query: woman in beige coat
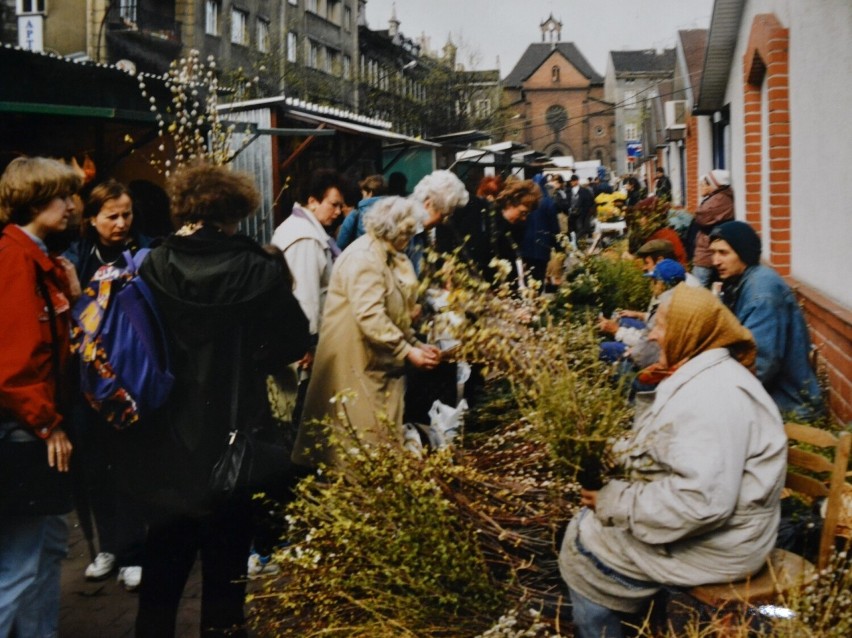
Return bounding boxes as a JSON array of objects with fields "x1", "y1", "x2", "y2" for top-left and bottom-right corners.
[{"x1": 292, "y1": 197, "x2": 441, "y2": 469}]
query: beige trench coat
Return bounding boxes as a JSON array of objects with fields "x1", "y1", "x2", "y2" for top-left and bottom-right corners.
[{"x1": 291, "y1": 234, "x2": 421, "y2": 468}]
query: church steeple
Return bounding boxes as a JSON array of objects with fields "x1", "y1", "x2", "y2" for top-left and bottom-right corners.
[
  {"x1": 388, "y1": 3, "x2": 400, "y2": 38},
  {"x1": 540, "y1": 13, "x2": 563, "y2": 44}
]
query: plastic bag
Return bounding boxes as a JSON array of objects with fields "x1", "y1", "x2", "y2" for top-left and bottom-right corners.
[
  {"x1": 425, "y1": 399, "x2": 468, "y2": 450},
  {"x1": 402, "y1": 423, "x2": 424, "y2": 459}
]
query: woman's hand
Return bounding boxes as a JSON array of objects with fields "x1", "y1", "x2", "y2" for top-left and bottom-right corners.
[
  {"x1": 56, "y1": 256, "x2": 82, "y2": 301},
  {"x1": 298, "y1": 350, "x2": 314, "y2": 371},
  {"x1": 46, "y1": 427, "x2": 73, "y2": 473},
  {"x1": 406, "y1": 345, "x2": 441, "y2": 370},
  {"x1": 580, "y1": 488, "x2": 598, "y2": 511},
  {"x1": 618, "y1": 309, "x2": 646, "y2": 321}
]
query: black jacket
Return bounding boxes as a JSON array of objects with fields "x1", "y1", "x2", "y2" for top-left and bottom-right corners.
[{"x1": 131, "y1": 226, "x2": 309, "y2": 514}]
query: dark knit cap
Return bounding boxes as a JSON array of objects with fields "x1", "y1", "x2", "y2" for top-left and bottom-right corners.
[{"x1": 709, "y1": 220, "x2": 762, "y2": 266}]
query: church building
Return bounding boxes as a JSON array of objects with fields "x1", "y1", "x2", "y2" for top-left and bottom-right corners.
[{"x1": 503, "y1": 15, "x2": 615, "y2": 170}]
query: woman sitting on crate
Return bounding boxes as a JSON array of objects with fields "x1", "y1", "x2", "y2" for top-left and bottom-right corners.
[{"x1": 560, "y1": 285, "x2": 787, "y2": 638}]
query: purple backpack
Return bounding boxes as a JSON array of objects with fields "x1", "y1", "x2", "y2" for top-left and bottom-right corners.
[{"x1": 72, "y1": 249, "x2": 174, "y2": 429}]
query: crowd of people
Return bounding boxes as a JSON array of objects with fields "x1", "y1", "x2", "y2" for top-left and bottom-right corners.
[{"x1": 0, "y1": 154, "x2": 828, "y2": 638}]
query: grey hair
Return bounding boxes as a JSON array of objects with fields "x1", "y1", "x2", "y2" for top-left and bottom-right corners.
[
  {"x1": 363, "y1": 196, "x2": 428, "y2": 244},
  {"x1": 410, "y1": 169, "x2": 469, "y2": 217}
]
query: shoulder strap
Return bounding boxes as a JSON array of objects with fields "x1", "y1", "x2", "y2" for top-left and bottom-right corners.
[
  {"x1": 123, "y1": 248, "x2": 151, "y2": 274},
  {"x1": 228, "y1": 330, "x2": 242, "y2": 435}
]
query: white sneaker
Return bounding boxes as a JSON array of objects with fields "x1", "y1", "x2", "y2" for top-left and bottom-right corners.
[
  {"x1": 117, "y1": 566, "x2": 142, "y2": 591},
  {"x1": 247, "y1": 553, "x2": 280, "y2": 579},
  {"x1": 84, "y1": 552, "x2": 116, "y2": 580}
]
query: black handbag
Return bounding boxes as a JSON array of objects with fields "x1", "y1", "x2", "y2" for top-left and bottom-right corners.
[
  {"x1": 0, "y1": 429, "x2": 73, "y2": 516},
  {"x1": 208, "y1": 331, "x2": 295, "y2": 502}
]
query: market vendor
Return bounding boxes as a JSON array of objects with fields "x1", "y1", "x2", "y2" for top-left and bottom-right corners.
[{"x1": 559, "y1": 284, "x2": 787, "y2": 638}]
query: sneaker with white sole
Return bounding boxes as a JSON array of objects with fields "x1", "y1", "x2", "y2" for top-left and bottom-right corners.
[
  {"x1": 247, "y1": 553, "x2": 280, "y2": 579},
  {"x1": 84, "y1": 552, "x2": 116, "y2": 580},
  {"x1": 117, "y1": 566, "x2": 142, "y2": 591}
]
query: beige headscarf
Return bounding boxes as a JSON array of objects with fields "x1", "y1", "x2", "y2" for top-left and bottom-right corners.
[{"x1": 663, "y1": 284, "x2": 756, "y2": 371}]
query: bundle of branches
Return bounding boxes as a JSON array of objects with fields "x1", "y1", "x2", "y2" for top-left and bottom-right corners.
[
  {"x1": 248, "y1": 415, "x2": 576, "y2": 637},
  {"x1": 428, "y1": 254, "x2": 635, "y2": 481},
  {"x1": 249, "y1": 254, "x2": 636, "y2": 636}
]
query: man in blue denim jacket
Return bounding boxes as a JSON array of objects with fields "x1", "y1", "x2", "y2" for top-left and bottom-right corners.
[{"x1": 710, "y1": 220, "x2": 825, "y2": 421}]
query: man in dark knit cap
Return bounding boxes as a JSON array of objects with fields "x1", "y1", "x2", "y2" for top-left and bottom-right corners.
[{"x1": 709, "y1": 220, "x2": 824, "y2": 421}]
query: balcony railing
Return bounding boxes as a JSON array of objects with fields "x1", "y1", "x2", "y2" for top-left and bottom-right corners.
[{"x1": 107, "y1": 4, "x2": 181, "y2": 43}]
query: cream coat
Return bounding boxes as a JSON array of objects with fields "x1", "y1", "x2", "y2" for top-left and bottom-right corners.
[
  {"x1": 291, "y1": 234, "x2": 421, "y2": 468},
  {"x1": 559, "y1": 349, "x2": 787, "y2": 612}
]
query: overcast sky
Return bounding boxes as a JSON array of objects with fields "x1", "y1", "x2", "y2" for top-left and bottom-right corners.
[{"x1": 364, "y1": 0, "x2": 715, "y2": 76}]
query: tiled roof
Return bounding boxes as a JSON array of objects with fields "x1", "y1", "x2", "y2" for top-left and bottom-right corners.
[
  {"x1": 503, "y1": 42, "x2": 602, "y2": 87},
  {"x1": 610, "y1": 48, "x2": 676, "y2": 75}
]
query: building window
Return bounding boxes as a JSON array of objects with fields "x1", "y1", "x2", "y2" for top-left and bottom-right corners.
[
  {"x1": 342, "y1": 54, "x2": 351, "y2": 80},
  {"x1": 307, "y1": 39, "x2": 320, "y2": 68},
  {"x1": 288, "y1": 0, "x2": 297, "y2": 4},
  {"x1": 545, "y1": 104, "x2": 568, "y2": 134},
  {"x1": 343, "y1": 5, "x2": 352, "y2": 30},
  {"x1": 551, "y1": 65, "x2": 560, "y2": 83},
  {"x1": 231, "y1": 8, "x2": 248, "y2": 45},
  {"x1": 205, "y1": 1, "x2": 219, "y2": 35},
  {"x1": 257, "y1": 19, "x2": 270, "y2": 53},
  {"x1": 476, "y1": 98, "x2": 491, "y2": 119},
  {"x1": 287, "y1": 32, "x2": 298, "y2": 62},
  {"x1": 16, "y1": 0, "x2": 46, "y2": 13},
  {"x1": 305, "y1": 0, "x2": 317, "y2": 13},
  {"x1": 327, "y1": 0, "x2": 341, "y2": 24},
  {"x1": 324, "y1": 48, "x2": 337, "y2": 74},
  {"x1": 625, "y1": 124, "x2": 638, "y2": 140},
  {"x1": 118, "y1": 0, "x2": 137, "y2": 22}
]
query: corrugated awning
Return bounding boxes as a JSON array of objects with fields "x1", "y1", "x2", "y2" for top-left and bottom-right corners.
[{"x1": 285, "y1": 109, "x2": 441, "y2": 148}]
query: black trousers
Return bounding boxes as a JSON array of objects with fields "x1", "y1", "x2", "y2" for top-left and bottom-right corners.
[{"x1": 135, "y1": 498, "x2": 254, "y2": 637}]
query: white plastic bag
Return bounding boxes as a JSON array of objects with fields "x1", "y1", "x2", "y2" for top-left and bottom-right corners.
[
  {"x1": 402, "y1": 422, "x2": 424, "y2": 459},
  {"x1": 425, "y1": 399, "x2": 468, "y2": 450}
]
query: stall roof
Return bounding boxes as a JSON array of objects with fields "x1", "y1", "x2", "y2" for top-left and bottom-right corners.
[
  {"x1": 220, "y1": 96, "x2": 440, "y2": 148},
  {"x1": 287, "y1": 110, "x2": 440, "y2": 148},
  {"x1": 0, "y1": 44, "x2": 166, "y2": 122},
  {"x1": 428, "y1": 130, "x2": 492, "y2": 147}
]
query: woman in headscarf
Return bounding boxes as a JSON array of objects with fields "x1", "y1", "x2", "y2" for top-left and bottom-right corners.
[
  {"x1": 559, "y1": 285, "x2": 787, "y2": 638},
  {"x1": 690, "y1": 169, "x2": 734, "y2": 287}
]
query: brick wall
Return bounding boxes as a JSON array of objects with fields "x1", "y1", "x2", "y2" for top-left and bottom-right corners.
[
  {"x1": 685, "y1": 115, "x2": 699, "y2": 210},
  {"x1": 742, "y1": 14, "x2": 849, "y2": 424},
  {"x1": 794, "y1": 281, "x2": 852, "y2": 424},
  {"x1": 743, "y1": 14, "x2": 791, "y2": 275}
]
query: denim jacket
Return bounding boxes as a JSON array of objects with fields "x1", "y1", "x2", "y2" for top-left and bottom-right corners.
[{"x1": 722, "y1": 264, "x2": 824, "y2": 421}]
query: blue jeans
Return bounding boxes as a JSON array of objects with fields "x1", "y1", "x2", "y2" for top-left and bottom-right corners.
[
  {"x1": 569, "y1": 588, "x2": 625, "y2": 638},
  {"x1": 0, "y1": 515, "x2": 50, "y2": 636},
  {"x1": 15, "y1": 515, "x2": 68, "y2": 638}
]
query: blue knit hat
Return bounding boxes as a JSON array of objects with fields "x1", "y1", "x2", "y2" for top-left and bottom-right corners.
[
  {"x1": 643, "y1": 258, "x2": 686, "y2": 286},
  {"x1": 709, "y1": 220, "x2": 762, "y2": 266}
]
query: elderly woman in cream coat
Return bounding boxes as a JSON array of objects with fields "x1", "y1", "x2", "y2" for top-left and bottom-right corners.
[
  {"x1": 292, "y1": 197, "x2": 441, "y2": 469},
  {"x1": 560, "y1": 285, "x2": 787, "y2": 638}
]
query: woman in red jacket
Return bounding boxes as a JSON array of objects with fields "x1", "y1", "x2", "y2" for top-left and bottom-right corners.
[{"x1": 0, "y1": 156, "x2": 81, "y2": 637}]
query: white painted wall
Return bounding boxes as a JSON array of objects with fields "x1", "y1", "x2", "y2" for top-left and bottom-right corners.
[{"x1": 721, "y1": 0, "x2": 852, "y2": 307}]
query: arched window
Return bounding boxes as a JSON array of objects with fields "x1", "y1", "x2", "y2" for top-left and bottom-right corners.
[{"x1": 551, "y1": 65, "x2": 560, "y2": 83}]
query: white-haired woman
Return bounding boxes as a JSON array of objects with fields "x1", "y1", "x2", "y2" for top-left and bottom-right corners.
[
  {"x1": 292, "y1": 197, "x2": 442, "y2": 469},
  {"x1": 406, "y1": 169, "x2": 469, "y2": 274}
]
